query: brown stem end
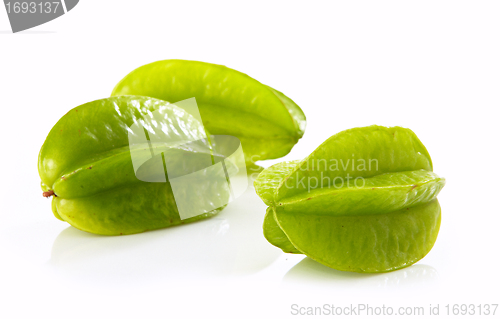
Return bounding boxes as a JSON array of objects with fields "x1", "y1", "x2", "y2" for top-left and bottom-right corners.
[{"x1": 43, "y1": 190, "x2": 56, "y2": 198}]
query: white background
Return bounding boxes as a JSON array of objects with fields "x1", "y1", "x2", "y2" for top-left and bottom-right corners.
[{"x1": 1, "y1": 1, "x2": 499, "y2": 318}]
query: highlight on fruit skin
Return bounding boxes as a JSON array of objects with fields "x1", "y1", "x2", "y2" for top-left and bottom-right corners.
[{"x1": 254, "y1": 125, "x2": 445, "y2": 273}]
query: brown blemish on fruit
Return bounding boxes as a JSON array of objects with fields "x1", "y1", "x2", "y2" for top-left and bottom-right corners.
[
  {"x1": 87, "y1": 166, "x2": 93, "y2": 169},
  {"x1": 61, "y1": 176, "x2": 66, "y2": 180}
]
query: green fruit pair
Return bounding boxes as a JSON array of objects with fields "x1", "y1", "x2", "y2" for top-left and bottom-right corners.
[
  {"x1": 254, "y1": 125, "x2": 445, "y2": 273},
  {"x1": 39, "y1": 60, "x2": 305, "y2": 235}
]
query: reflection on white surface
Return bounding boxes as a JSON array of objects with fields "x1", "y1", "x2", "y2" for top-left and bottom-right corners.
[
  {"x1": 48, "y1": 187, "x2": 280, "y2": 284},
  {"x1": 283, "y1": 257, "x2": 438, "y2": 290}
]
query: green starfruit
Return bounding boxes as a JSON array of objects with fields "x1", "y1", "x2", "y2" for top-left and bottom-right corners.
[
  {"x1": 254, "y1": 125, "x2": 445, "y2": 273},
  {"x1": 110, "y1": 59, "x2": 306, "y2": 164},
  {"x1": 39, "y1": 96, "x2": 233, "y2": 235}
]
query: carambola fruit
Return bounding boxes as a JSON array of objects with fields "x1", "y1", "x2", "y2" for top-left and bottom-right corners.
[
  {"x1": 111, "y1": 59, "x2": 306, "y2": 164},
  {"x1": 254, "y1": 125, "x2": 445, "y2": 273},
  {"x1": 39, "y1": 96, "x2": 230, "y2": 235}
]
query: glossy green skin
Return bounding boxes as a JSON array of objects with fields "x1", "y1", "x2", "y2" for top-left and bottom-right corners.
[
  {"x1": 263, "y1": 207, "x2": 301, "y2": 254},
  {"x1": 254, "y1": 125, "x2": 445, "y2": 273},
  {"x1": 110, "y1": 60, "x2": 306, "y2": 164},
  {"x1": 39, "y1": 96, "x2": 224, "y2": 235}
]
